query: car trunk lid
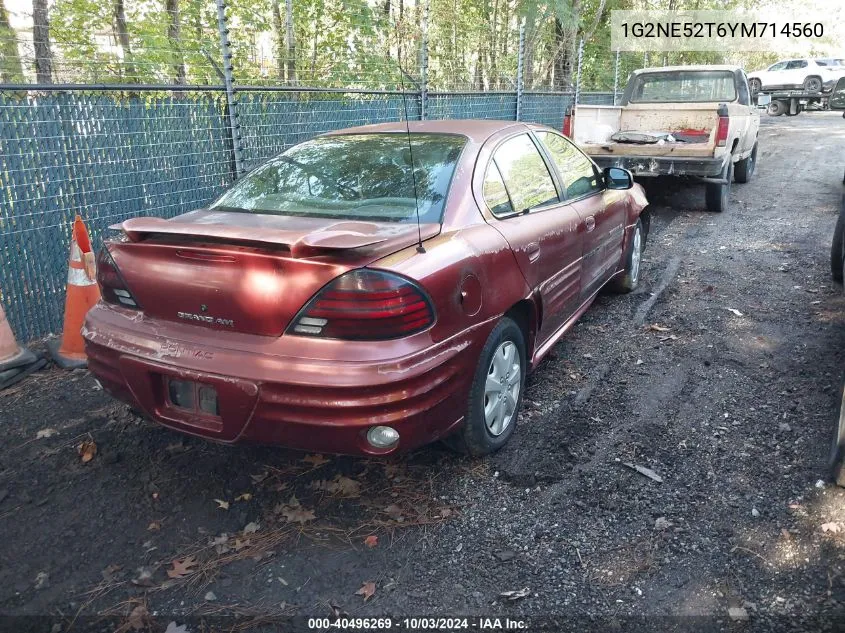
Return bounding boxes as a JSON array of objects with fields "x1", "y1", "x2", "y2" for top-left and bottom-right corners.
[{"x1": 108, "y1": 209, "x2": 439, "y2": 337}]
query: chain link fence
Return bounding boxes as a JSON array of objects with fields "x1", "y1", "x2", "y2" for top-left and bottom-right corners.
[{"x1": 0, "y1": 0, "x2": 634, "y2": 342}]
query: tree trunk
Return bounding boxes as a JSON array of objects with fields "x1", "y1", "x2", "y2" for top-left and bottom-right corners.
[
  {"x1": 113, "y1": 0, "x2": 136, "y2": 82},
  {"x1": 271, "y1": 0, "x2": 285, "y2": 80},
  {"x1": 552, "y1": 18, "x2": 570, "y2": 91},
  {"x1": 0, "y1": 0, "x2": 24, "y2": 82},
  {"x1": 285, "y1": 0, "x2": 295, "y2": 83},
  {"x1": 32, "y1": 0, "x2": 52, "y2": 83},
  {"x1": 165, "y1": 0, "x2": 186, "y2": 85}
]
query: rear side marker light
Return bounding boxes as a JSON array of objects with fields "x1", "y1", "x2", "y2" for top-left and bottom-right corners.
[{"x1": 288, "y1": 269, "x2": 435, "y2": 341}]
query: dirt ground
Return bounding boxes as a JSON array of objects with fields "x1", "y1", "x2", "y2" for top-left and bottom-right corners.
[{"x1": 3, "y1": 112, "x2": 845, "y2": 632}]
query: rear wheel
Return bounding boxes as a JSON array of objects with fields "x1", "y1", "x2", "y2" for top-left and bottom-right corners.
[
  {"x1": 446, "y1": 317, "x2": 525, "y2": 456},
  {"x1": 734, "y1": 142, "x2": 757, "y2": 184},
  {"x1": 767, "y1": 100, "x2": 787, "y2": 116},
  {"x1": 804, "y1": 75, "x2": 822, "y2": 93},
  {"x1": 705, "y1": 162, "x2": 732, "y2": 213}
]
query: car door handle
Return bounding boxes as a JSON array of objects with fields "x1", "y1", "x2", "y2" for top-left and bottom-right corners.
[
  {"x1": 527, "y1": 242, "x2": 541, "y2": 262},
  {"x1": 585, "y1": 216, "x2": 596, "y2": 232}
]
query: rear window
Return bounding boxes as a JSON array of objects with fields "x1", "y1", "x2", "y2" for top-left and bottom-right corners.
[
  {"x1": 629, "y1": 70, "x2": 737, "y2": 103},
  {"x1": 211, "y1": 133, "x2": 466, "y2": 223}
]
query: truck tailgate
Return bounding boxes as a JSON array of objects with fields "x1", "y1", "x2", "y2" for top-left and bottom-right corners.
[{"x1": 573, "y1": 103, "x2": 718, "y2": 157}]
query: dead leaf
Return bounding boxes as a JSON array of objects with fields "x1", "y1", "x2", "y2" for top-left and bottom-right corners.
[
  {"x1": 822, "y1": 522, "x2": 842, "y2": 533},
  {"x1": 282, "y1": 506, "x2": 316, "y2": 524},
  {"x1": 214, "y1": 499, "x2": 230, "y2": 510},
  {"x1": 78, "y1": 439, "x2": 97, "y2": 463},
  {"x1": 500, "y1": 587, "x2": 530, "y2": 601},
  {"x1": 164, "y1": 623, "x2": 188, "y2": 633},
  {"x1": 132, "y1": 568, "x2": 156, "y2": 587},
  {"x1": 302, "y1": 453, "x2": 330, "y2": 467},
  {"x1": 147, "y1": 521, "x2": 161, "y2": 532},
  {"x1": 234, "y1": 538, "x2": 251, "y2": 551},
  {"x1": 210, "y1": 534, "x2": 230, "y2": 554},
  {"x1": 166, "y1": 556, "x2": 197, "y2": 579},
  {"x1": 648, "y1": 324, "x2": 670, "y2": 332},
  {"x1": 128, "y1": 604, "x2": 149, "y2": 630},
  {"x1": 364, "y1": 535, "x2": 378, "y2": 548},
  {"x1": 728, "y1": 606, "x2": 749, "y2": 622},
  {"x1": 250, "y1": 471, "x2": 269, "y2": 484},
  {"x1": 36, "y1": 428, "x2": 57, "y2": 439},
  {"x1": 243, "y1": 522, "x2": 260, "y2": 534},
  {"x1": 312, "y1": 475, "x2": 361, "y2": 498},
  {"x1": 355, "y1": 581, "x2": 376, "y2": 601},
  {"x1": 101, "y1": 564, "x2": 122, "y2": 582},
  {"x1": 235, "y1": 493, "x2": 253, "y2": 502}
]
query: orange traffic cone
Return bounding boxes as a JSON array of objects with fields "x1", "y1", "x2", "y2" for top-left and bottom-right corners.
[
  {"x1": 0, "y1": 301, "x2": 45, "y2": 390},
  {"x1": 48, "y1": 215, "x2": 101, "y2": 369}
]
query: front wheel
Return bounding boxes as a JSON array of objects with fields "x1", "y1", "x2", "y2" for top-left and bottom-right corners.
[
  {"x1": 446, "y1": 317, "x2": 526, "y2": 455},
  {"x1": 609, "y1": 218, "x2": 645, "y2": 293}
]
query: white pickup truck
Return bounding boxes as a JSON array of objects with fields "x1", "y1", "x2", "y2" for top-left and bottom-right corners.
[{"x1": 566, "y1": 65, "x2": 760, "y2": 212}]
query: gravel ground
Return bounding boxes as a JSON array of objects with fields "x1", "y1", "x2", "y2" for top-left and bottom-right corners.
[{"x1": 2, "y1": 112, "x2": 845, "y2": 632}]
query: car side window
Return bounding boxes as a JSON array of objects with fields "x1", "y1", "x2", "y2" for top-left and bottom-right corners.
[
  {"x1": 768, "y1": 62, "x2": 787, "y2": 71},
  {"x1": 483, "y1": 161, "x2": 514, "y2": 216},
  {"x1": 491, "y1": 134, "x2": 559, "y2": 213},
  {"x1": 786, "y1": 60, "x2": 807, "y2": 70},
  {"x1": 535, "y1": 131, "x2": 603, "y2": 199}
]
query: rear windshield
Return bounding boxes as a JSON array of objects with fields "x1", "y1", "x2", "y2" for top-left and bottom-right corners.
[
  {"x1": 817, "y1": 59, "x2": 845, "y2": 67},
  {"x1": 629, "y1": 71, "x2": 737, "y2": 103},
  {"x1": 211, "y1": 133, "x2": 466, "y2": 223}
]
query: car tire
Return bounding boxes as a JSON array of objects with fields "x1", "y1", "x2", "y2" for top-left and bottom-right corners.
[
  {"x1": 609, "y1": 218, "x2": 645, "y2": 294},
  {"x1": 705, "y1": 162, "x2": 732, "y2": 213},
  {"x1": 734, "y1": 142, "x2": 757, "y2": 184},
  {"x1": 445, "y1": 317, "x2": 526, "y2": 456},
  {"x1": 767, "y1": 100, "x2": 786, "y2": 116},
  {"x1": 830, "y1": 383, "x2": 845, "y2": 487},
  {"x1": 749, "y1": 78, "x2": 762, "y2": 95},
  {"x1": 804, "y1": 76, "x2": 822, "y2": 93},
  {"x1": 831, "y1": 195, "x2": 845, "y2": 283}
]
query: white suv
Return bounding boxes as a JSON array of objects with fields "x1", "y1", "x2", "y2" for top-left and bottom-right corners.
[{"x1": 748, "y1": 58, "x2": 845, "y2": 94}]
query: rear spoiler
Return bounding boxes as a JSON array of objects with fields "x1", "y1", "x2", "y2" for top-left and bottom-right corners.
[{"x1": 113, "y1": 216, "x2": 440, "y2": 258}]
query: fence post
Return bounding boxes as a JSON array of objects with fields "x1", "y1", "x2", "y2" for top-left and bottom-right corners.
[
  {"x1": 419, "y1": 0, "x2": 429, "y2": 121},
  {"x1": 613, "y1": 49, "x2": 620, "y2": 105},
  {"x1": 215, "y1": 0, "x2": 244, "y2": 178},
  {"x1": 574, "y1": 38, "x2": 583, "y2": 105},
  {"x1": 515, "y1": 20, "x2": 525, "y2": 121}
]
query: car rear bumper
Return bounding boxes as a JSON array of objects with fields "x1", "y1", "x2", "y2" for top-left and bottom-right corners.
[
  {"x1": 591, "y1": 155, "x2": 727, "y2": 178},
  {"x1": 83, "y1": 303, "x2": 492, "y2": 455}
]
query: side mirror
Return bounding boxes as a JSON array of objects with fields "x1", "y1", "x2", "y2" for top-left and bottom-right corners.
[
  {"x1": 604, "y1": 167, "x2": 634, "y2": 190},
  {"x1": 830, "y1": 77, "x2": 845, "y2": 111}
]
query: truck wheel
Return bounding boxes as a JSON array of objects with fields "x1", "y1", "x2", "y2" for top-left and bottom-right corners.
[
  {"x1": 705, "y1": 163, "x2": 732, "y2": 213},
  {"x1": 749, "y1": 78, "x2": 762, "y2": 95},
  {"x1": 831, "y1": 195, "x2": 845, "y2": 283},
  {"x1": 767, "y1": 100, "x2": 786, "y2": 116},
  {"x1": 734, "y1": 143, "x2": 757, "y2": 184},
  {"x1": 804, "y1": 76, "x2": 822, "y2": 93}
]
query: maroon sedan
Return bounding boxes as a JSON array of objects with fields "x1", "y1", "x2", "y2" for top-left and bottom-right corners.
[{"x1": 83, "y1": 120, "x2": 649, "y2": 456}]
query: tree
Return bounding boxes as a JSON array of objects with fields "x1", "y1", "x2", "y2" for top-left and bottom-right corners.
[
  {"x1": 113, "y1": 0, "x2": 136, "y2": 82},
  {"x1": 165, "y1": 0, "x2": 186, "y2": 85},
  {"x1": 32, "y1": 0, "x2": 53, "y2": 83},
  {"x1": 0, "y1": 0, "x2": 24, "y2": 82}
]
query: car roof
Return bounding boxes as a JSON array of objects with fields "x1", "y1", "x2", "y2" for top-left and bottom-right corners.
[{"x1": 323, "y1": 119, "x2": 531, "y2": 142}]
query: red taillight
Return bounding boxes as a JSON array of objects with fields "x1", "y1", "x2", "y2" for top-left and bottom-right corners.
[
  {"x1": 97, "y1": 246, "x2": 140, "y2": 308},
  {"x1": 288, "y1": 269, "x2": 435, "y2": 340},
  {"x1": 562, "y1": 112, "x2": 573, "y2": 138},
  {"x1": 715, "y1": 115, "x2": 729, "y2": 147}
]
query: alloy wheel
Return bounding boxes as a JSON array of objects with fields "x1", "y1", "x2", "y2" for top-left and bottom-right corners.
[{"x1": 630, "y1": 225, "x2": 642, "y2": 286}]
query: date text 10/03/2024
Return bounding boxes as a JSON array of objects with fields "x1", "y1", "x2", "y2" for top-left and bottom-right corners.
[{"x1": 307, "y1": 617, "x2": 529, "y2": 630}]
